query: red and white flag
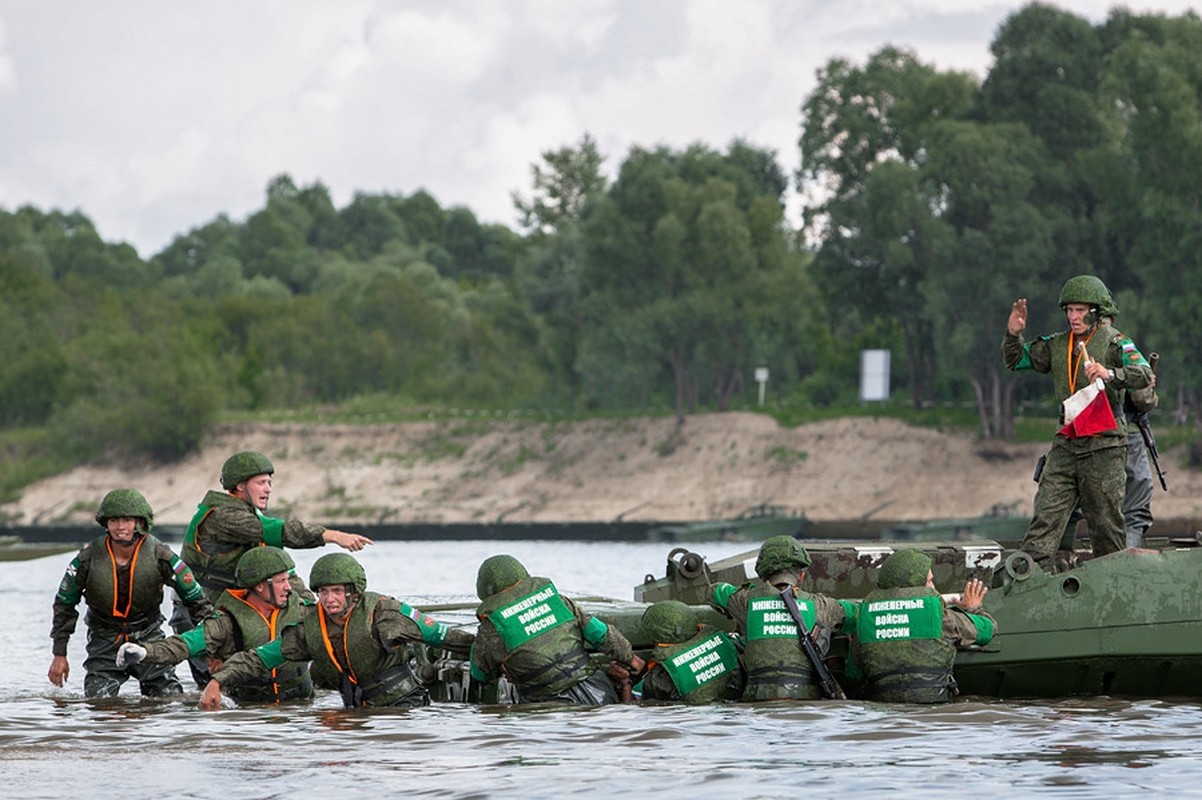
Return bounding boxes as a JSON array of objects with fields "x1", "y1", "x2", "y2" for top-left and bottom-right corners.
[{"x1": 1059, "y1": 347, "x2": 1118, "y2": 439}]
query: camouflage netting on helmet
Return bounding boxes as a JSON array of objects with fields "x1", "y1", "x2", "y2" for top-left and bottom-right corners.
[
  {"x1": 877, "y1": 548, "x2": 933, "y2": 589},
  {"x1": 641, "y1": 600, "x2": 697, "y2": 644},
  {"x1": 1058, "y1": 274, "x2": 1118, "y2": 317},
  {"x1": 96, "y1": 488, "x2": 154, "y2": 529},
  {"x1": 754, "y1": 535, "x2": 811, "y2": 580},
  {"x1": 221, "y1": 451, "x2": 275, "y2": 491},
  {"x1": 235, "y1": 546, "x2": 295, "y2": 589},
  {"x1": 476, "y1": 554, "x2": 529, "y2": 600},
  {"x1": 309, "y1": 553, "x2": 366, "y2": 594}
]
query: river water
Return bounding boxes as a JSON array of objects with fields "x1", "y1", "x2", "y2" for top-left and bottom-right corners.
[{"x1": 5, "y1": 539, "x2": 1202, "y2": 798}]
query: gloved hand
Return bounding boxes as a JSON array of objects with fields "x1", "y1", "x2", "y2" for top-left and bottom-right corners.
[{"x1": 115, "y1": 642, "x2": 147, "y2": 667}]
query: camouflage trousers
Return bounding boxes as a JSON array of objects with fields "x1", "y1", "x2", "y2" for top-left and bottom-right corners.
[
  {"x1": 1024, "y1": 439, "x2": 1126, "y2": 568},
  {"x1": 83, "y1": 623, "x2": 183, "y2": 698},
  {"x1": 1058, "y1": 430, "x2": 1155, "y2": 551}
]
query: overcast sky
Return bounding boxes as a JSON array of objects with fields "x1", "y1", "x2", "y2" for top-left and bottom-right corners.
[{"x1": 1, "y1": 1, "x2": 1198, "y2": 258}]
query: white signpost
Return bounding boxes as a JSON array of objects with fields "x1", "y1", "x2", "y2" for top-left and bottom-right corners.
[{"x1": 754, "y1": 366, "x2": 770, "y2": 407}]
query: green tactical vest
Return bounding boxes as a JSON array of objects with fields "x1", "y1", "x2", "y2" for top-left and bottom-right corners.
[
  {"x1": 477, "y1": 577, "x2": 593, "y2": 701},
  {"x1": 741, "y1": 581, "x2": 820, "y2": 701},
  {"x1": 80, "y1": 533, "x2": 168, "y2": 633},
  {"x1": 182, "y1": 490, "x2": 286, "y2": 592},
  {"x1": 215, "y1": 590, "x2": 314, "y2": 703},
  {"x1": 301, "y1": 591, "x2": 420, "y2": 708},
  {"x1": 652, "y1": 626, "x2": 740, "y2": 705},
  {"x1": 856, "y1": 585, "x2": 956, "y2": 703}
]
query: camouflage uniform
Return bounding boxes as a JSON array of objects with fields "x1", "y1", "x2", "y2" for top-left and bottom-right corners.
[
  {"x1": 211, "y1": 553, "x2": 473, "y2": 708},
  {"x1": 139, "y1": 587, "x2": 317, "y2": 703},
  {"x1": 470, "y1": 555, "x2": 635, "y2": 705},
  {"x1": 1002, "y1": 278, "x2": 1153, "y2": 568},
  {"x1": 51, "y1": 532, "x2": 211, "y2": 697},
  {"x1": 855, "y1": 550, "x2": 994, "y2": 703},
  {"x1": 212, "y1": 593, "x2": 473, "y2": 708},
  {"x1": 639, "y1": 601, "x2": 743, "y2": 704},
  {"x1": 711, "y1": 572, "x2": 855, "y2": 701}
]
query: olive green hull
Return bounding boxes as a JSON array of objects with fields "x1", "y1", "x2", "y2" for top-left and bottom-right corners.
[{"x1": 624, "y1": 540, "x2": 1202, "y2": 700}]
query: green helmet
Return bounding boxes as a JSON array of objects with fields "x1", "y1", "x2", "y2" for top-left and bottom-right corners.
[
  {"x1": 234, "y1": 546, "x2": 295, "y2": 589},
  {"x1": 221, "y1": 451, "x2": 274, "y2": 491},
  {"x1": 1058, "y1": 274, "x2": 1118, "y2": 318},
  {"x1": 309, "y1": 553, "x2": 366, "y2": 594},
  {"x1": 641, "y1": 600, "x2": 697, "y2": 644},
  {"x1": 754, "y1": 535, "x2": 811, "y2": 580},
  {"x1": 476, "y1": 554, "x2": 529, "y2": 600},
  {"x1": 95, "y1": 488, "x2": 154, "y2": 530},
  {"x1": 877, "y1": 548, "x2": 933, "y2": 590}
]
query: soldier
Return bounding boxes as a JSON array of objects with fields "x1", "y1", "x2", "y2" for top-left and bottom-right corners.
[
  {"x1": 470, "y1": 554, "x2": 645, "y2": 705},
  {"x1": 115, "y1": 546, "x2": 316, "y2": 704},
  {"x1": 48, "y1": 489, "x2": 211, "y2": 697},
  {"x1": 1056, "y1": 313, "x2": 1160, "y2": 557},
  {"x1": 1003, "y1": 275, "x2": 1154, "y2": 570},
  {"x1": 709, "y1": 535, "x2": 857, "y2": 701},
  {"x1": 182, "y1": 450, "x2": 373, "y2": 600},
  {"x1": 174, "y1": 450, "x2": 372, "y2": 685},
  {"x1": 637, "y1": 600, "x2": 743, "y2": 704},
  {"x1": 854, "y1": 548, "x2": 995, "y2": 703},
  {"x1": 199, "y1": 553, "x2": 473, "y2": 709}
]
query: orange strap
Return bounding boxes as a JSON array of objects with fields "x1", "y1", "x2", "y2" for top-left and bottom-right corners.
[
  {"x1": 106, "y1": 536, "x2": 145, "y2": 620},
  {"x1": 1067, "y1": 329, "x2": 1096, "y2": 393}
]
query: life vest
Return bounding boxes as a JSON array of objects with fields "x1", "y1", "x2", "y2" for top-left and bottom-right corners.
[
  {"x1": 650, "y1": 625, "x2": 740, "y2": 705},
  {"x1": 741, "y1": 581, "x2": 821, "y2": 701},
  {"x1": 476, "y1": 577, "x2": 594, "y2": 701},
  {"x1": 79, "y1": 533, "x2": 167, "y2": 633},
  {"x1": 1046, "y1": 325, "x2": 1128, "y2": 435},
  {"x1": 856, "y1": 585, "x2": 956, "y2": 703},
  {"x1": 182, "y1": 490, "x2": 286, "y2": 592},
  {"x1": 215, "y1": 590, "x2": 314, "y2": 703},
  {"x1": 302, "y1": 591, "x2": 421, "y2": 708}
]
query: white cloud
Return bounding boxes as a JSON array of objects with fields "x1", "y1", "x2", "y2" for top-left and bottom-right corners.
[{"x1": 0, "y1": 0, "x2": 1200, "y2": 255}]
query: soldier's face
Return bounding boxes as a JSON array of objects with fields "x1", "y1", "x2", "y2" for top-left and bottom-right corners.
[
  {"x1": 106, "y1": 516, "x2": 139, "y2": 545},
  {"x1": 1064, "y1": 303, "x2": 1092, "y2": 335},
  {"x1": 318, "y1": 585, "x2": 352, "y2": 618},
  {"x1": 255, "y1": 572, "x2": 291, "y2": 609},
  {"x1": 238, "y1": 474, "x2": 273, "y2": 511}
]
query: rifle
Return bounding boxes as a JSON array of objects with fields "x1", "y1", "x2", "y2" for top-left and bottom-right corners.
[
  {"x1": 778, "y1": 587, "x2": 847, "y2": 700},
  {"x1": 1134, "y1": 352, "x2": 1168, "y2": 491}
]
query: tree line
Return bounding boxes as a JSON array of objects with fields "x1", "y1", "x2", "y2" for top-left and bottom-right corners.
[{"x1": 2, "y1": 2, "x2": 1200, "y2": 474}]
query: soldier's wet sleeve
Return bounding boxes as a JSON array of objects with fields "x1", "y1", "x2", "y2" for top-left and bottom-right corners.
[
  {"x1": 638, "y1": 666, "x2": 680, "y2": 702},
  {"x1": 210, "y1": 647, "x2": 274, "y2": 689},
  {"x1": 710, "y1": 582, "x2": 737, "y2": 612},
  {"x1": 944, "y1": 606, "x2": 995, "y2": 647},
  {"x1": 566, "y1": 596, "x2": 634, "y2": 664},
  {"x1": 142, "y1": 635, "x2": 197, "y2": 665},
  {"x1": 158, "y1": 544, "x2": 212, "y2": 622},
  {"x1": 373, "y1": 596, "x2": 461, "y2": 651},
  {"x1": 814, "y1": 593, "x2": 852, "y2": 633},
  {"x1": 469, "y1": 622, "x2": 502, "y2": 682},
  {"x1": 49, "y1": 551, "x2": 89, "y2": 657}
]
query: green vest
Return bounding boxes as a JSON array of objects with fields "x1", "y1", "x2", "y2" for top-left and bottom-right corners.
[
  {"x1": 1045, "y1": 325, "x2": 1126, "y2": 437},
  {"x1": 477, "y1": 577, "x2": 593, "y2": 701},
  {"x1": 856, "y1": 585, "x2": 956, "y2": 703},
  {"x1": 215, "y1": 591, "x2": 314, "y2": 703},
  {"x1": 182, "y1": 490, "x2": 286, "y2": 592},
  {"x1": 301, "y1": 591, "x2": 421, "y2": 708},
  {"x1": 652, "y1": 626, "x2": 740, "y2": 705},
  {"x1": 80, "y1": 533, "x2": 168, "y2": 633},
  {"x1": 741, "y1": 581, "x2": 820, "y2": 701}
]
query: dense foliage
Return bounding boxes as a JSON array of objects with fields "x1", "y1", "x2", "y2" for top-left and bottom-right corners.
[{"x1": 2, "y1": 3, "x2": 1200, "y2": 476}]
